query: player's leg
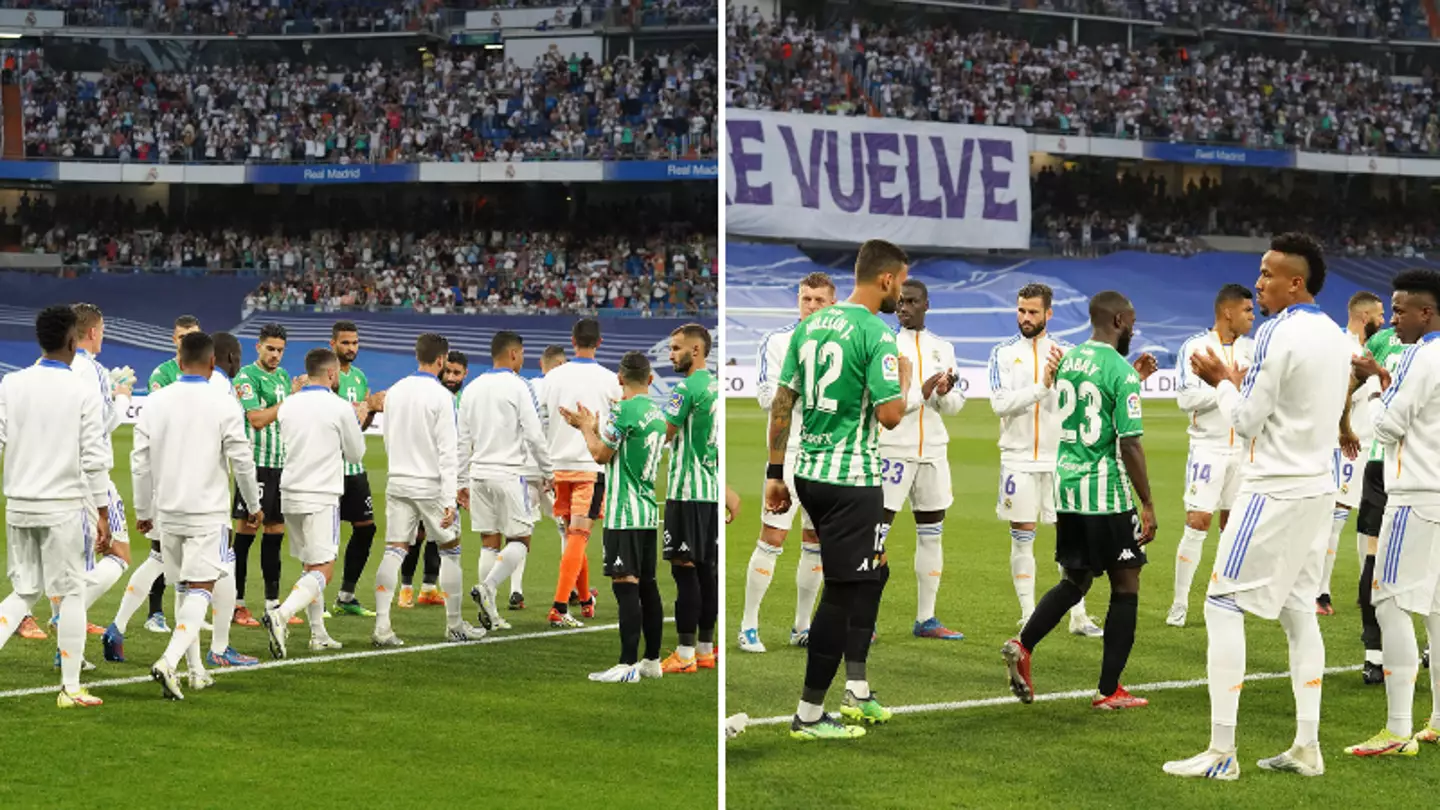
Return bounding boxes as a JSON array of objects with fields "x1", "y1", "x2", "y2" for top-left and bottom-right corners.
[
  {"x1": 664, "y1": 561, "x2": 700, "y2": 672},
  {"x1": 373, "y1": 497, "x2": 421, "y2": 645},
  {"x1": 637, "y1": 531, "x2": 664, "y2": 672},
  {"x1": 1421, "y1": 598, "x2": 1440, "y2": 741},
  {"x1": 418, "y1": 498, "x2": 478, "y2": 641},
  {"x1": 82, "y1": 489, "x2": 129, "y2": 621},
  {"x1": 790, "y1": 466, "x2": 822, "y2": 646},
  {"x1": 420, "y1": 537, "x2": 441, "y2": 601},
  {"x1": 548, "y1": 478, "x2": 589, "y2": 626},
  {"x1": 144, "y1": 574, "x2": 169, "y2": 633},
  {"x1": 473, "y1": 479, "x2": 531, "y2": 631},
  {"x1": 695, "y1": 504, "x2": 720, "y2": 669},
  {"x1": 0, "y1": 525, "x2": 42, "y2": 654},
  {"x1": 911, "y1": 457, "x2": 960, "y2": 639},
  {"x1": 335, "y1": 472, "x2": 378, "y2": 616},
  {"x1": 398, "y1": 530, "x2": 421, "y2": 607},
  {"x1": 231, "y1": 477, "x2": 261, "y2": 626},
  {"x1": 207, "y1": 526, "x2": 257, "y2": 667},
  {"x1": 591, "y1": 529, "x2": 651, "y2": 683},
  {"x1": 1316, "y1": 503, "x2": 1348, "y2": 615},
  {"x1": 151, "y1": 531, "x2": 222, "y2": 699},
  {"x1": 40, "y1": 516, "x2": 101, "y2": 706},
  {"x1": 508, "y1": 479, "x2": 547, "y2": 610},
  {"x1": 740, "y1": 465, "x2": 797, "y2": 651},
  {"x1": 998, "y1": 465, "x2": 1038, "y2": 622},
  {"x1": 1171, "y1": 449, "x2": 1221, "y2": 626},
  {"x1": 1095, "y1": 561, "x2": 1145, "y2": 708},
  {"x1": 266, "y1": 506, "x2": 342, "y2": 657},
  {"x1": 1358, "y1": 460, "x2": 1387, "y2": 682}
]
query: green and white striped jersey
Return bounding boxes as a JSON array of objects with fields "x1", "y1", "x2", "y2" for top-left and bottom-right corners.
[
  {"x1": 1054, "y1": 340, "x2": 1144, "y2": 515},
  {"x1": 336, "y1": 364, "x2": 369, "y2": 476},
  {"x1": 663, "y1": 368, "x2": 718, "y2": 502},
  {"x1": 149, "y1": 358, "x2": 180, "y2": 393},
  {"x1": 1366, "y1": 328, "x2": 1406, "y2": 462},
  {"x1": 236, "y1": 362, "x2": 291, "y2": 468},
  {"x1": 601, "y1": 395, "x2": 666, "y2": 530},
  {"x1": 777, "y1": 302, "x2": 902, "y2": 487}
]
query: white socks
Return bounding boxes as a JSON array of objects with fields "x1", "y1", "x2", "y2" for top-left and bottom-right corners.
[
  {"x1": 484, "y1": 542, "x2": 529, "y2": 591},
  {"x1": 373, "y1": 545, "x2": 406, "y2": 634},
  {"x1": 1172, "y1": 525, "x2": 1207, "y2": 607},
  {"x1": 279, "y1": 569, "x2": 326, "y2": 623},
  {"x1": 1205, "y1": 597, "x2": 1246, "y2": 751},
  {"x1": 794, "y1": 542, "x2": 823, "y2": 633},
  {"x1": 1010, "y1": 528, "x2": 1036, "y2": 618},
  {"x1": 1278, "y1": 605, "x2": 1324, "y2": 746},
  {"x1": 439, "y1": 546, "x2": 463, "y2": 628},
  {"x1": 797, "y1": 699, "x2": 824, "y2": 723},
  {"x1": 82, "y1": 556, "x2": 126, "y2": 610},
  {"x1": 742, "y1": 540, "x2": 781, "y2": 629},
  {"x1": 210, "y1": 574, "x2": 237, "y2": 655},
  {"x1": 55, "y1": 593, "x2": 84, "y2": 690},
  {"x1": 1377, "y1": 598, "x2": 1419, "y2": 737},
  {"x1": 1427, "y1": 613, "x2": 1440, "y2": 730},
  {"x1": 510, "y1": 556, "x2": 526, "y2": 596},
  {"x1": 162, "y1": 588, "x2": 211, "y2": 670},
  {"x1": 1318, "y1": 508, "x2": 1348, "y2": 597},
  {"x1": 915, "y1": 522, "x2": 944, "y2": 622},
  {"x1": 0, "y1": 592, "x2": 34, "y2": 650},
  {"x1": 114, "y1": 552, "x2": 164, "y2": 633},
  {"x1": 845, "y1": 679, "x2": 871, "y2": 700},
  {"x1": 478, "y1": 547, "x2": 498, "y2": 587}
]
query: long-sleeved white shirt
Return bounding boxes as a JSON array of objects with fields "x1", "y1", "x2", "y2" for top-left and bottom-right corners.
[
  {"x1": 880, "y1": 327, "x2": 965, "y2": 461},
  {"x1": 383, "y1": 370, "x2": 459, "y2": 501},
  {"x1": 542, "y1": 358, "x2": 622, "y2": 474},
  {"x1": 458, "y1": 368, "x2": 553, "y2": 485},
  {"x1": 521, "y1": 374, "x2": 550, "y2": 477},
  {"x1": 1372, "y1": 332, "x2": 1440, "y2": 507},
  {"x1": 988, "y1": 333, "x2": 1071, "y2": 471},
  {"x1": 211, "y1": 366, "x2": 235, "y2": 397},
  {"x1": 279, "y1": 386, "x2": 366, "y2": 513},
  {"x1": 756, "y1": 324, "x2": 802, "y2": 457},
  {"x1": 132, "y1": 374, "x2": 259, "y2": 532},
  {"x1": 71, "y1": 348, "x2": 126, "y2": 455},
  {"x1": 1214, "y1": 303, "x2": 1351, "y2": 497},
  {"x1": 0, "y1": 359, "x2": 110, "y2": 522},
  {"x1": 1344, "y1": 330, "x2": 1379, "y2": 453},
  {"x1": 1176, "y1": 330, "x2": 1256, "y2": 451}
]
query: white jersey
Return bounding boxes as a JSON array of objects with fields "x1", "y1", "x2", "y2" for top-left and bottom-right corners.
[
  {"x1": 1372, "y1": 333, "x2": 1440, "y2": 507},
  {"x1": 382, "y1": 371, "x2": 460, "y2": 501},
  {"x1": 1345, "y1": 330, "x2": 1379, "y2": 451},
  {"x1": 211, "y1": 367, "x2": 236, "y2": 397},
  {"x1": 756, "y1": 324, "x2": 802, "y2": 458},
  {"x1": 71, "y1": 348, "x2": 125, "y2": 455},
  {"x1": 0, "y1": 359, "x2": 111, "y2": 522},
  {"x1": 542, "y1": 358, "x2": 621, "y2": 474},
  {"x1": 1214, "y1": 303, "x2": 1350, "y2": 497},
  {"x1": 521, "y1": 375, "x2": 550, "y2": 477},
  {"x1": 880, "y1": 327, "x2": 965, "y2": 461},
  {"x1": 988, "y1": 333, "x2": 1071, "y2": 472},
  {"x1": 278, "y1": 386, "x2": 366, "y2": 514},
  {"x1": 1176, "y1": 330, "x2": 1256, "y2": 452},
  {"x1": 131, "y1": 373, "x2": 259, "y2": 533},
  {"x1": 458, "y1": 368, "x2": 553, "y2": 484}
]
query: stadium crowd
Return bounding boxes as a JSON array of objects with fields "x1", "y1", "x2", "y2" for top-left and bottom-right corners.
[
  {"x1": 17, "y1": 46, "x2": 717, "y2": 163},
  {"x1": 725, "y1": 8, "x2": 1440, "y2": 155}
]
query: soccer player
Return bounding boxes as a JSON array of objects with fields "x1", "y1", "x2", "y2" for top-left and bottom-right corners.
[
  {"x1": 560, "y1": 351, "x2": 667, "y2": 683},
  {"x1": 231, "y1": 323, "x2": 295, "y2": 628},
  {"x1": 371, "y1": 333, "x2": 484, "y2": 646},
  {"x1": 262, "y1": 348, "x2": 367, "y2": 658},
  {"x1": 325, "y1": 321, "x2": 383, "y2": 618},
  {"x1": 880, "y1": 279, "x2": 966, "y2": 641},
  {"x1": 461, "y1": 331, "x2": 553, "y2": 633},
  {"x1": 0, "y1": 305, "x2": 112, "y2": 708},
  {"x1": 508, "y1": 344, "x2": 568, "y2": 611},
  {"x1": 989, "y1": 284, "x2": 1102, "y2": 637},
  {"x1": 1165, "y1": 232, "x2": 1353, "y2": 780},
  {"x1": 1002, "y1": 291, "x2": 1158, "y2": 712},
  {"x1": 766, "y1": 239, "x2": 913, "y2": 741},
  {"x1": 1345, "y1": 269, "x2": 1440, "y2": 756},
  {"x1": 134, "y1": 331, "x2": 262, "y2": 700},
  {"x1": 739, "y1": 272, "x2": 835, "y2": 654},
  {"x1": 541, "y1": 319, "x2": 623, "y2": 628},
  {"x1": 1167, "y1": 285, "x2": 1256, "y2": 627},
  {"x1": 398, "y1": 351, "x2": 467, "y2": 607},
  {"x1": 659, "y1": 324, "x2": 720, "y2": 674}
]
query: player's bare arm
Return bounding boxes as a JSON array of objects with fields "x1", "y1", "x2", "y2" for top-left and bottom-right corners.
[
  {"x1": 920, "y1": 370, "x2": 947, "y2": 400},
  {"x1": 765, "y1": 386, "x2": 796, "y2": 514},
  {"x1": 1352, "y1": 353, "x2": 1392, "y2": 391},
  {"x1": 560, "y1": 403, "x2": 616, "y2": 465},
  {"x1": 1338, "y1": 379, "x2": 1361, "y2": 459},
  {"x1": 1132, "y1": 352, "x2": 1159, "y2": 381},
  {"x1": 726, "y1": 485, "x2": 741, "y2": 524},
  {"x1": 872, "y1": 355, "x2": 912, "y2": 429},
  {"x1": 1043, "y1": 345, "x2": 1063, "y2": 387},
  {"x1": 246, "y1": 404, "x2": 281, "y2": 431},
  {"x1": 1119, "y1": 435, "x2": 1157, "y2": 544}
]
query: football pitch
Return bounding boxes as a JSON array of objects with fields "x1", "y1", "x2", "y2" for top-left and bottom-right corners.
[
  {"x1": 727, "y1": 402, "x2": 1438, "y2": 809},
  {"x1": 0, "y1": 427, "x2": 717, "y2": 808}
]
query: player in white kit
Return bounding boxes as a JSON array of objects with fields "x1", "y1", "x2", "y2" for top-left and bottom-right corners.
[
  {"x1": 738, "y1": 272, "x2": 835, "y2": 652},
  {"x1": 989, "y1": 283, "x2": 1102, "y2": 636},
  {"x1": 880, "y1": 280, "x2": 966, "y2": 640},
  {"x1": 1165, "y1": 233, "x2": 1353, "y2": 780},
  {"x1": 507, "y1": 344, "x2": 567, "y2": 611},
  {"x1": 1167, "y1": 285, "x2": 1256, "y2": 627}
]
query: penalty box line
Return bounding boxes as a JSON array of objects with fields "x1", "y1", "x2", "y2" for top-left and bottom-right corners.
[{"x1": 746, "y1": 663, "x2": 1364, "y2": 727}]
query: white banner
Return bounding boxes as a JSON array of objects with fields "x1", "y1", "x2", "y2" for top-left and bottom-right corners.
[
  {"x1": 725, "y1": 110, "x2": 1031, "y2": 250},
  {"x1": 725, "y1": 366, "x2": 1183, "y2": 401}
]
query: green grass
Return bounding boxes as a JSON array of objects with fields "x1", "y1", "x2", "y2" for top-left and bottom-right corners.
[
  {"x1": 727, "y1": 402, "x2": 1437, "y2": 809},
  {"x1": 0, "y1": 427, "x2": 716, "y2": 809}
]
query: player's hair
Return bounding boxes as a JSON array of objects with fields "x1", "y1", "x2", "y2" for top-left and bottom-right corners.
[
  {"x1": 1391, "y1": 268, "x2": 1440, "y2": 309},
  {"x1": 1089, "y1": 290, "x2": 1133, "y2": 327},
  {"x1": 1270, "y1": 232, "x2": 1327, "y2": 295},
  {"x1": 1017, "y1": 283, "x2": 1054, "y2": 310},
  {"x1": 415, "y1": 333, "x2": 449, "y2": 365},
  {"x1": 178, "y1": 331, "x2": 214, "y2": 367},
  {"x1": 257, "y1": 323, "x2": 288, "y2": 343},
  {"x1": 799, "y1": 272, "x2": 835, "y2": 293},
  {"x1": 174, "y1": 315, "x2": 200, "y2": 331},
  {"x1": 491, "y1": 330, "x2": 524, "y2": 359},
  {"x1": 902, "y1": 278, "x2": 929, "y2": 302},
  {"x1": 35, "y1": 305, "x2": 77, "y2": 353},
  {"x1": 72, "y1": 302, "x2": 103, "y2": 333},
  {"x1": 671, "y1": 323, "x2": 712, "y2": 358},
  {"x1": 212, "y1": 332, "x2": 241, "y2": 361},
  {"x1": 542, "y1": 345, "x2": 566, "y2": 363},
  {"x1": 331, "y1": 320, "x2": 359, "y2": 339},
  {"x1": 1348, "y1": 290, "x2": 1383, "y2": 313},
  {"x1": 572, "y1": 318, "x2": 601, "y2": 349},
  {"x1": 854, "y1": 239, "x2": 909, "y2": 284},
  {"x1": 1214, "y1": 283, "x2": 1252, "y2": 313},
  {"x1": 618, "y1": 350, "x2": 651, "y2": 385},
  {"x1": 305, "y1": 347, "x2": 338, "y2": 377},
  {"x1": 447, "y1": 350, "x2": 468, "y2": 368}
]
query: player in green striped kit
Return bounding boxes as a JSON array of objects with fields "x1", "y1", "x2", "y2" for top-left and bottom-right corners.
[
  {"x1": 327, "y1": 321, "x2": 384, "y2": 617},
  {"x1": 659, "y1": 324, "x2": 719, "y2": 675},
  {"x1": 231, "y1": 324, "x2": 295, "y2": 628},
  {"x1": 1003, "y1": 291, "x2": 1158, "y2": 711},
  {"x1": 559, "y1": 351, "x2": 667, "y2": 684}
]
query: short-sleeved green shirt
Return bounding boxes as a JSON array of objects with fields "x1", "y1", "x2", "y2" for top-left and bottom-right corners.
[
  {"x1": 663, "y1": 368, "x2": 718, "y2": 502},
  {"x1": 235, "y1": 362, "x2": 291, "y2": 468},
  {"x1": 777, "y1": 302, "x2": 902, "y2": 487},
  {"x1": 1055, "y1": 340, "x2": 1144, "y2": 515},
  {"x1": 336, "y1": 365, "x2": 369, "y2": 476},
  {"x1": 1366, "y1": 328, "x2": 1407, "y2": 462},
  {"x1": 149, "y1": 358, "x2": 180, "y2": 393},
  {"x1": 600, "y1": 396, "x2": 666, "y2": 530}
]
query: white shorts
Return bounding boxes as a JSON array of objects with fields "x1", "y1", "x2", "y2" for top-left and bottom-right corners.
[
  {"x1": 1332, "y1": 449, "x2": 1363, "y2": 510},
  {"x1": 6, "y1": 511, "x2": 86, "y2": 598},
  {"x1": 81, "y1": 481, "x2": 130, "y2": 560},
  {"x1": 1207, "y1": 490, "x2": 1332, "y2": 620},
  {"x1": 160, "y1": 525, "x2": 234, "y2": 584},
  {"x1": 1373, "y1": 505, "x2": 1440, "y2": 615},
  {"x1": 996, "y1": 466, "x2": 1055, "y2": 525},
  {"x1": 761, "y1": 459, "x2": 813, "y2": 533},
  {"x1": 881, "y1": 456, "x2": 953, "y2": 513},
  {"x1": 470, "y1": 478, "x2": 537, "y2": 539},
  {"x1": 285, "y1": 506, "x2": 341, "y2": 566},
  {"x1": 525, "y1": 477, "x2": 554, "y2": 523},
  {"x1": 386, "y1": 495, "x2": 459, "y2": 546},
  {"x1": 1183, "y1": 447, "x2": 1245, "y2": 514}
]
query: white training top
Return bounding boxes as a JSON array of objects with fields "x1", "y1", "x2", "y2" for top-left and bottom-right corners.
[
  {"x1": 756, "y1": 324, "x2": 802, "y2": 457},
  {"x1": 0, "y1": 359, "x2": 111, "y2": 522},
  {"x1": 541, "y1": 357, "x2": 622, "y2": 474},
  {"x1": 880, "y1": 326, "x2": 966, "y2": 462},
  {"x1": 279, "y1": 386, "x2": 366, "y2": 514},
  {"x1": 988, "y1": 333, "x2": 1072, "y2": 472},
  {"x1": 382, "y1": 370, "x2": 459, "y2": 501},
  {"x1": 458, "y1": 368, "x2": 553, "y2": 485},
  {"x1": 1176, "y1": 330, "x2": 1257, "y2": 452},
  {"x1": 1372, "y1": 332, "x2": 1440, "y2": 508},
  {"x1": 1344, "y1": 330, "x2": 1379, "y2": 453}
]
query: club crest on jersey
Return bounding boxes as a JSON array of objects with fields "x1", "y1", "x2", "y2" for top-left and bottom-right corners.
[
  {"x1": 665, "y1": 391, "x2": 684, "y2": 414},
  {"x1": 882, "y1": 354, "x2": 899, "y2": 381},
  {"x1": 1126, "y1": 392, "x2": 1142, "y2": 419}
]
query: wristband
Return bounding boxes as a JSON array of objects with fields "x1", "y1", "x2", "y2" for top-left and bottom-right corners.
[{"x1": 766, "y1": 462, "x2": 784, "y2": 481}]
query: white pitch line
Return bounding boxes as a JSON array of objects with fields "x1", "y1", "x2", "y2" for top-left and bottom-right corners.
[
  {"x1": 746, "y1": 663, "x2": 1364, "y2": 726},
  {"x1": 0, "y1": 618, "x2": 674, "y2": 700}
]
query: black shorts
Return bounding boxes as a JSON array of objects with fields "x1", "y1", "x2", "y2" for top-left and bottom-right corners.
[
  {"x1": 1357, "y1": 460, "x2": 1387, "y2": 538},
  {"x1": 793, "y1": 477, "x2": 886, "y2": 583},
  {"x1": 1055, "y1": 510, "x2": 1147, "y2": 575},
  {"x1": 604, "y1": 528, "x2": 657, "y2": 579},
  {"x1": 662, "y1": 500, "x2": 718, "y2": 566},
  {"x1": 339, "y1": 473, "x2": 375, "y2": 523},
  {"x1": 232, "y1": 466, "x2": 284, "y2": 523}
]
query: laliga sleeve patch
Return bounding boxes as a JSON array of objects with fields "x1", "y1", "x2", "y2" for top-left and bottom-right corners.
[
  {"x1": 882, "y1": 354, "x2": 900, "y2": 382},
  {"x1": 238, "y1": 382, "x2": 255, "y2": 401},
  {"x1": 1126, "y1": 392, "x2": 1143, "y2": 419}
]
